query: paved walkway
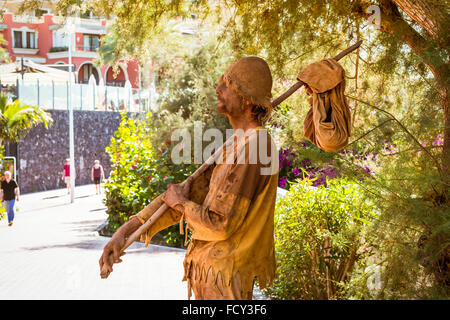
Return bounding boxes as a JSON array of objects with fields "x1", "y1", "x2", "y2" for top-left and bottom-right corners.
[{"x1": 0, "y1": 185, "x2": 188, "y2": 299}]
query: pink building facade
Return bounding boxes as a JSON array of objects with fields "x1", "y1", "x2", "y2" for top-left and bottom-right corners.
[{"x1": 0, "y1": 12, "x2": 140, "y2": 88}]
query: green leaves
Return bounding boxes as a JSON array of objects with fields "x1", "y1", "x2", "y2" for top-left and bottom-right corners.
[
  {"x1": 268, "y1": 177, "x2": 376, "y2": 299},
  {"x1": 0, "y1": 93, "x2": 53, "y2": 143},
  {"x1": 103, "y1": 113, "x2": 196, "y2": 246}
]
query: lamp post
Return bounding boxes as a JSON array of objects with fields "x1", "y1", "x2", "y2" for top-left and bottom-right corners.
[{"x1": 67, "y1": 18, "x2": 75, "y2": 203}]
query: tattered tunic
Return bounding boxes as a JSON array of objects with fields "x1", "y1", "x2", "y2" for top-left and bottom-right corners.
[{"x1": 133, "y1": 127, "x2": 278, "y2": 299}]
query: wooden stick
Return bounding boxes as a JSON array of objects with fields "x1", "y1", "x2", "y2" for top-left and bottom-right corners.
[{"x1": 270, "y1": 40, "x2": 362, "y2": 107}]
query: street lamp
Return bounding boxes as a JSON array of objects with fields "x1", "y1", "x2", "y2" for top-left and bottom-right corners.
[{"x1": 67, "y1": 17, "x2": 75, "y2": 203}]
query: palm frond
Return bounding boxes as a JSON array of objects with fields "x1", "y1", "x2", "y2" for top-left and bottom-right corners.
[{"x1": 0, "y1": 93, "x2": 53, "y2": 143}]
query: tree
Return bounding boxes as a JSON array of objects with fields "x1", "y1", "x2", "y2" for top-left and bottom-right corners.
[
  {"x1": 44, "y1": 0, "x2": 448, "y2": 175},
  {"x1": 0, "y1": 93, "x2": 53, "y2": 145}
]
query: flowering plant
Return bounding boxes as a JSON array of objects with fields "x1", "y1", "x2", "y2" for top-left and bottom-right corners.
[{"x1": 278, "y1": 145, "x2": 339, "y2": 189}]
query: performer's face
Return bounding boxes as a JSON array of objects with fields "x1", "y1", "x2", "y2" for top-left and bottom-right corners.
[{"x1": 215, "y1": 77, "x2": 243, "y2": 118}]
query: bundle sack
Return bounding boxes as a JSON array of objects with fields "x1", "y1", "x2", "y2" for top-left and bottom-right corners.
[{"x1": 297, "y1": 58, "x2": 351, "y2": 152}]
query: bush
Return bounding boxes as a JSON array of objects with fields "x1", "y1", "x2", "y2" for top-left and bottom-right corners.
[
  {"x1": 267, "y1": 177, "x2": 376, "y2": 300},
  {"x1": 277, "y1": 145, "x2": 339, "y2": 189},
  {"x1": 103, "y1": 113, "x2": 196, "y2": 247}
]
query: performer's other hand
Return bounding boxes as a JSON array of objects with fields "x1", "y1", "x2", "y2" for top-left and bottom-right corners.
[{"x1": 99, "y1": 232, "x2": 126, "y2": 275}]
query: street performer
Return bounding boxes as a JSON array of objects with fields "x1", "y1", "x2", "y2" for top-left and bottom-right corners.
[{"x1": 99, "y1": 56, "x2": 279, "y2": 300}]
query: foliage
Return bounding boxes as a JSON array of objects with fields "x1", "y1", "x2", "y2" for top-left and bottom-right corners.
[
  {"x1": 103, "y1": 113, "x2": 196, "y2": 247},
  {"x1": 151, "y1": 38, "x2": 231, "y2": 134},
  {"x1": 267, "y1": 177, "x2": 376, "y2": 300},
  {"x1": 0, "y1": 34, "x2": 9, "y2": 62},
  {"x1": 0, "y1": 93, "x2": 53, "y2": 144},
  {"x1": 49, "y1": 46, "x2": 68, "y2": 52},
  {"x1": 278, "y1": 145, "x2": 339, "y2": 189}
]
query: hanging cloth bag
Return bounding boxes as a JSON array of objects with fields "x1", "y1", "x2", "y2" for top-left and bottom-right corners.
[{"x1": 298, "y1": 58, "x2": 351, "y2": 152}]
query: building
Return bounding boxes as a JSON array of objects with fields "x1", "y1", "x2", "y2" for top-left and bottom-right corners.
[
  {"x1": 0, "y1": 2, "x2": 149, "y2": 193},
  {"x1": 0, "y1": 1, "x2": 140, "y2": 89}
]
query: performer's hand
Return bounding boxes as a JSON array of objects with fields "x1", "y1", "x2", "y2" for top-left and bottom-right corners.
[
  {"x1": 163, "y1": 180, "x2": 191, "y2": 209},
  {"x1": 99, "y1": 231, "x2": 126, "y2": 275}
]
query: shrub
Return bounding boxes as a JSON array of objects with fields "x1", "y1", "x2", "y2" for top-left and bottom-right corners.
[
  {"x1": 103, "y1": 113, "x2": 196, "y2": 247},
  {"x1": 278, "y1": 146, "x2": 339, "y2": 189},
  {"x1": 267, "y1": 177, "x2": 376, "y2": 300}
]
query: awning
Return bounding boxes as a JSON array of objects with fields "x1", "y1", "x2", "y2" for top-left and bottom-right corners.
[{"x1": 0, "y1": 59, "x2": 75, "y2": 85}]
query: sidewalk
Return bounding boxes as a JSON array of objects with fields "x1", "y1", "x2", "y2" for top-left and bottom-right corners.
[{"x1": 0, "y1": 185, "x2": 188, "y2": 299}]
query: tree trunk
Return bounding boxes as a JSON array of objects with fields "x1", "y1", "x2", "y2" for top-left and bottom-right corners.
[
  {"x1": 440, "y1": 84, "x2": 450, "y2": 195},
  {"x1": 374, "y1": 1, "x2": 449, "y2": 192},
  {"x1": 391, "y1": 0, "x2": 450, "y2": 48},
  {"x1": 389, "y1": 0, "x2": 449, "y2": 189}
]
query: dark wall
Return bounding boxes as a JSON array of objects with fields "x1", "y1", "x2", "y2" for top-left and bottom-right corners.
[{"x1": 17, "y1": 110, "x2": 125, "y2": 194}]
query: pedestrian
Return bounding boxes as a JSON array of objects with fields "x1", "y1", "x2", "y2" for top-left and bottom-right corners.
[
  {"x1": 91, "y1": 160, "x2": 105, "y2": 194},
  {"x1": 1, "y1": 171, "x2": 20, "y2": 226},
  {"x1": 62, "y1": 158, "x2": 75, "y2": 194}
]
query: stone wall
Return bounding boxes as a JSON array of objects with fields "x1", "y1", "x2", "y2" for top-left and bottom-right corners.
[{"x1": 17, "y1": 110, "x2": 125, "y2": 194}]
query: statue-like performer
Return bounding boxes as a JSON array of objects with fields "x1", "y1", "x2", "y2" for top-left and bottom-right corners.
[
  {"x1": 99, "y1": 42, "x2": 360, "y2": 299},
  {"x1": 99, "y1": 56, "x2": 279, "y2": 300}
]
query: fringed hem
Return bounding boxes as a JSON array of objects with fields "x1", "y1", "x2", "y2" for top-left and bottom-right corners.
[{"x1": 183, "y1": 259, "x2": 276, "y2": 298}]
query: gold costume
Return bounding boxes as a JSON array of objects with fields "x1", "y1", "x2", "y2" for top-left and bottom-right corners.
[
  {"x1": 133, "y1": 128, "x2": 278, "y2": 300},
  {"x1": 132, "y1": 56, "x2": 278, "y2": 299}
]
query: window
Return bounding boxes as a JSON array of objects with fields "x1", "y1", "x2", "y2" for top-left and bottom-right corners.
[
  {"x1": 52, "y1": 28, "x2": 68, "y2": 48},
  {"x1": 80, "y1": 63, "x2": 99, "y2": 84},
  {"x1": 13, "y1": 31, "x2": 22, "y2": 48},
  {"x1": 82, "y1": 34, "x2": 100, "y2": 52},
  {"x1": 26, "y1": 32, "x2": 35, "y2": 48},
  {"x1": 13, "y1": 30, "x2": 37, "y2": 49}
]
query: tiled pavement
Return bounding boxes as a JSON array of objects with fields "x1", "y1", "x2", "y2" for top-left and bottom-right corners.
[
  {"x1": 0, "y1": 185, "x2": 188, "y2": 299},
  {"x1": 0, "y1": 185, "x2": 268, "y2": 300}
]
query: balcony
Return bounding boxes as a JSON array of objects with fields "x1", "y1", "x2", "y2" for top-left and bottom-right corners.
[
  {"x1": 12, "y1": 47, "x2": 39, "y2": 55},
  {"x1": 12, "y1": 15, "x2": 44, "y2": 24},
  {"x1": 51, "y1": 16, "x2": 106, "y2": 35},
  {"x1": 76, "y1": 45, "x2": 99, "y2": 52},
  {"x1": 49, "y1": 46, "x2": 69, "y2": 53},
  {"x1": 47, "y1": 46, "x2": 98, "y2": 60}
]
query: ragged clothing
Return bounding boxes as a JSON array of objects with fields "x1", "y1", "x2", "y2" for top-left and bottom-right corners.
[
  {"x1": 133, "y1": 127, "x2": 279, "y2": 299},
  {"x1": 298, "y1": 58, "x2": 352, "y2": 152}
]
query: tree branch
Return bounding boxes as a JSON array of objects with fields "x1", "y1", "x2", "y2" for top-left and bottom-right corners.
[{"x1": 345, "y1": 95, "x2": 444, "y2": 177}]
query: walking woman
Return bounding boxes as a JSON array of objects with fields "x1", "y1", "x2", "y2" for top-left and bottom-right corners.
[
  {"x1": 1, "y1": 171, "x2": 19, "y2": 226},
  {"x1": 91, "y1": 160, "x2": 105, "y2": 194}
]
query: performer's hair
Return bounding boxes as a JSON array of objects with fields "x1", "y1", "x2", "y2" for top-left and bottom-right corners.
[{"x1": 251, "y1": 104, "x2": 270, "y2": 123}]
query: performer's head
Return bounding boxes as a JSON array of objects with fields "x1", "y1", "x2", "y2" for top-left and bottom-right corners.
[{"x1": 216, "y1": 56, "x2": 272, "y2": 124}]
